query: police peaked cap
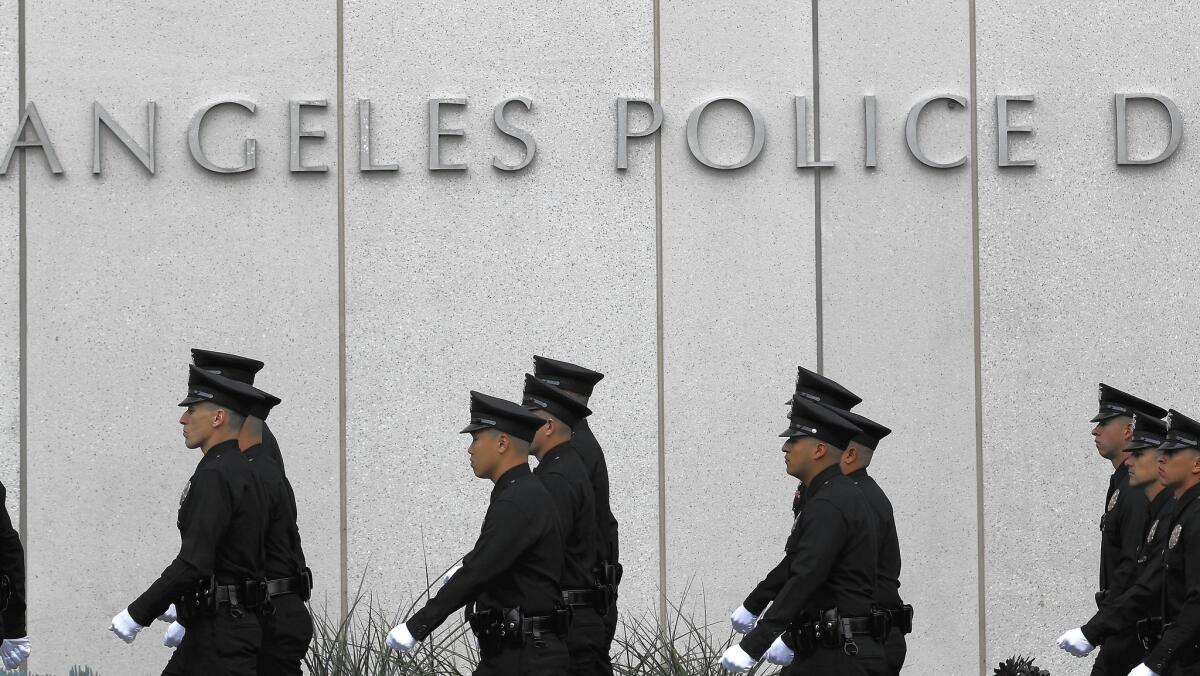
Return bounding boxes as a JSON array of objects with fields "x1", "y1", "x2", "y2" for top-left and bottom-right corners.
[
  {"x1": 191, "y1": 348, "x2": 265, "y2": 386},
  {"x1": 1091, "y1": 383, "x2": 1167, "y2": 423},
  {"x1": 460, "y1": 390, "x2": 546, "y2": 443},
  {"x1": 250, "y1": 391, "x2": 282, "y2": 421},
  {"x1": 179, "y1": 364, "x2": 262, "y2": 417},
  {"x1": 821, "y1": 404, "x2": 892, "y2": 450},
  {"x1": 522, "y1": 374, "x2": 592, "y2": 429},
  {"x1": 1127, "y1": 411, "x2": 1168, "y2": 452},
  {"x1": 532, "y1": 356, "x2": 604, "y2": 397},
  {"x1": 787, "y1": 366, "x2": 863, "y2": 410},
  {"x1": 1160, "y1": 409, "x2": 1200, "y2": 452},
  {"x1": 780, "y1": 398, "x2": 864, "y2": 450}
]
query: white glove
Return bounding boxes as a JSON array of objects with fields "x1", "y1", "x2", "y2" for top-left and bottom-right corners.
[
  {"x1": 109, "y1": 608, "x2": 144, "y2": 644},
  {"x1": 386, "y1": 622, "x2": 418, "y2": 653},
  {"x1": 718, "y1": 644, "x2": 757, "y2": 672},
  {"x1": 1056, "y1": 627, "x2": 1095, "y2": 656},
  {"x1": 730, "y1": 605, "x2": 758, "y2": 633},
  {"x1": 0, "y1": 637, "x2": 30, "y2": 669},
  {"x1": 1128, "y1": 665, "x2": 1160, "y2": 676},
  {"x1": 158, "y1": 603, "x2": 178, "y2": 623},
  {"x1": 163, "y1": 621, "x2": 186, "y2": 648},
  {"x1": 441, "y1": 564, "x2": 463, "y2": 588},
  {"x1": 765, "y1": 634, "x2": 794, "y2": 665}
]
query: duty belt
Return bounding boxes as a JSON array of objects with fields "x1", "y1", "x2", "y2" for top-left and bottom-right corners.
[
  {"x1": 881, "y1": 604, "x2": 914, "y2": 635},
  {"x1": 266, "y1": 568, "x2": 313, "y2": 600},
  {"x1": 465, "y1": 604, "x2": 571, "y2": 652},
  {"x1": 562, "y1": 588, "x2": 601, "y2": 609},
  {"x1": 214, "y1": 580, "x2": 266, "y2": 611},
  {"x1": 790, "y1": 609, "x2": 886, "y2": 657}
]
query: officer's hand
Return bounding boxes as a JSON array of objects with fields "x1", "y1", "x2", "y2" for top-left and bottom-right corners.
[
  {"x1": 718, "y1": 644, "x2": 757, "y2": 672},
  {"x1": 1056, "y1": 627, "x2": 1095, "y2": 656},
  {"x1": 386, "y1": 622, "x2": 418, "y2": 653},
  {"x1": 440, "y1": 564, "x2": 463, "y2": 588},
  {"x1": 109, "y1": 608, "x2": 144, "y2": 644},
  {"x1": 730, "y1": 605, "x2": 758, "y2": 633},
  {"x1": 1128, "y1": 665, "x2": 1160, "y2": 676},
  {"x1": 765, "y1": 634, "x2": 794, "y2": 665},
  {"x1": 0, "y1": 637, "x2": 30, "y2": 669},
  {"x1": 158, "y1": 603, "x2": 178, "y2": 624},
  {"x1": 163, "y1": 621, "x2": 186, "y2": 648}
]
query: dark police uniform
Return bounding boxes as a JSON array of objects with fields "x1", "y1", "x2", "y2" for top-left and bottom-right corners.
[
  {"x1": 1143, "y1": 410, "x2": 1200, "y2": 675},
  {"x1": 1090, "y1": 385, "x2": 1167, "y2": 675},
  {"x1": 403, "y1": 391, "x2": 567, "y2": 675},
  {"x1": 738, "y1": 399, "x2": 886, "y2": 676},
  {"x1": 136, "y1": 366, "x2": 268, "y2": 676},
  {"x1": 0, "y1": 480, "x2": 25, "y2": 642},
  {"x1": 523, "y1": 375, "x2": 609, "y2": 675},
  {"x1": 533, "y1": 355, "x2": 620, "y2": 663}
]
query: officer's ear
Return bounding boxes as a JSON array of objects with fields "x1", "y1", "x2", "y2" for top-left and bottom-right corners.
[{"x1": 841, "y1": 445, "x2": 857, "y2": 467}]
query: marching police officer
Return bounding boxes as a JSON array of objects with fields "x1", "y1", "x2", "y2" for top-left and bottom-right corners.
[
  {"x1": 1057, "y1": 411, "x2": 1172, "y2": 664},
  {"x1": 720, "y1": 398, "x2": 885, "y2": 675},
  {"x1": 109, "y1": 366, "x2": 268, "y2": 676},
  {"x1": 522, "y1": 374, "x2": 609, "y2": 674},
  {"x1": 388, "y1": 391, "x2": 568, "y2": 674},
  {"x1": 1087, "y1": 385, "x2": 1167, "y2": 675},
  {"x1": 533, "y1": 356, "x2": 620, "y2": 661},
  {"x1": 192, "y1": 349, "x2": 286, "y2": 473},
  {"x1": 0, "y1": 479, "x2": 28, "y2": 670}
]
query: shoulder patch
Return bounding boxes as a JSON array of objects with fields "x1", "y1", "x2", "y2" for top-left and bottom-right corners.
[
  {"x1": 1107, "y1": 489, "x2": 1120, "y2": 513},
  {"x1": 1171, "y1": 523, "x2": 1183, "y2": 550}
]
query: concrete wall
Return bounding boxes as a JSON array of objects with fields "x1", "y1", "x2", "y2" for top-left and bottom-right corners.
[{"x1": 2, "y1": 0, "x2": 1198, "y2": 673}]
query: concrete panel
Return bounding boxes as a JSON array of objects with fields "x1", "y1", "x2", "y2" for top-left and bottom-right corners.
[
  {"x1": 342, "y1": 0, "x2": 660, "y2": 628},
  {"x1": 0, "y1": 0, "x2": 17, "y2": 534},
  {"x1": 659, "y1": 0, "x2": 818, "y2": 621},
  {"x1": 819, "y1": 1, "x2": 978, "y2": 674},
  {"x1": 23, "y1": 2, "x2": 339, "y2": 672},
  {"x1": 977, "y1": 1, "x2": 1200, "y2": 672}
]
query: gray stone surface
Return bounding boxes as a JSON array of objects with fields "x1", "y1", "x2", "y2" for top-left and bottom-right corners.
[
  {"x1": 818, "y1": 2, "x2": 978, "y2": 674},
  {"x1": 22, "y1": 2, "x2": 340, "y2": 673},
  {"x1": 977, "y1": 1, "x2": 1200, "y2": 672},
  {"x1": 342, "y1": 0, "x2": 661, "y2": 628},
  {"x1": 659, "y1": 0, "x2": 818, "y2": 621},
  {"x1": 0, "y1": 0, "x2": 17, "y2": 534}
]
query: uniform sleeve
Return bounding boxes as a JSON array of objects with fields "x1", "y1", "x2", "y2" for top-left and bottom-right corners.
[
  {"x1": 742, "y1": 553, "x2": 792, "y2": 616},
  {"x1": 127, "y1": 471, "x2": 234, "y2": 625},
  {"x1": 1145, "y1": 519, "x2": 1200, "y2": 673},
  {"x1": 283, "y1": 478, "x2": 307, "y2": 571},
  {"x1": 1110, "y1": 493, "x2": 1149, "y2": 598},
  {"x1": 539, "y1": 472, "x2": 576, "y2": 540},
  {"x1": 740, "y1": 499, "x2": 847, "y2": 659},
  {"x1": 405, "y1": 499, "x2": 542, "y2": 641},
  {"x1": 0, "y1": 483, "x2": 26, "y2": 638},
  {"x1": 591, "y1": 453, "x2": 619, "y2": 566},
  {"x1": 1082, "y1": 556, "x2": 1162, "y2": 644}
]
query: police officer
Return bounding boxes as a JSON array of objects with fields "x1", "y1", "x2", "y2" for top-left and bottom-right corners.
[
  {"x1": 1057, "y1": 411, "x2": 1171, "y2": 664},
  {"x1": 1087, "y1": 385, "x2": 1167, "y2": 675},
  {"x1": 720, "y1": 398, "x2": 885, "y2": 675},
  {"x1": 1129, "y1": 409, "x2": 1200, "y2": 676},
  {"x1": 387, "y1": 391, "x2": 568, "y2": 675},
  {"x1": 730, "y1": 366, "x2": 863, "y2": 635},
  {"x1": 0, "y1": 479, "x2": 28, "y2": 670},
  {"x1": 522, "y1": 374, "x2": 609, "y2": 674},
  {"x1": 109, "y1": 366, "x2": 268, "y2": 676},
  {"x1": 533, "y1": 356, "x2": 620, "y2": 661},
  {"x1": 192, "y1": 349, "x2": 286, "y2": 473}
]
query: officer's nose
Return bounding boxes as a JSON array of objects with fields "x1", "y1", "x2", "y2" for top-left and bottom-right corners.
[{"x1": 1091, "y1": 424, "x2": 1102, "y2": 437}]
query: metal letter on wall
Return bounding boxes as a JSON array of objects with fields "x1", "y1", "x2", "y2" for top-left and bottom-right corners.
[
  {"x1": 0, "y1": 101, "x2": 64, "y2": 174},
  {"x1": 905, "y1": 94, "x2": 968, "y2": 169},
  {"x1": 93, "y1": 101, "x2": 156, "y2": 174},
  {"x1": 358, "y1": 99, "x2": 398, "y2": 172},
  {"x1": 996, "y1": 95, "x2": 1035, "y2": 167},
  {"x1": 615, "y1": 98, "x2": 663, "y2": 170},
  {"x1": 188, "y1": 99, "x2": 257, "y2": 174},
  {"x1": 864, "y1": 95, "x2": 877, "y2": 168},
  {"x1": 290, "y1": 99, "x2": 329, "y2": 173},
  {"x1": 493, "y1": 97, "x2": 536, "y2": 172},
  {"x1": 795, "y1": 95, "x2": 833, "y2": 169},
  {"x1": 687, "y1": 97, "x2": 765, "y2": 170},
  {"x1": 428, "y1": 98, "x2": 467, "y2": 171},
  {"x1": 1115, "y1": 93, "x2": 1182, "y2": 165}
]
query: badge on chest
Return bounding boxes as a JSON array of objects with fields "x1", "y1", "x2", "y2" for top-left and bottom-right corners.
[
  {"x1": 179, "y1": 480, "x2": 191, "y2": 506},
  {"x1": 1170, "y1": 524, "x2": 1183, "y2": 550},
  {"x1": 1147, "y1": 520, "x2": 1159, "y2": 545},
  {"x1": 1108, "y1": 490, "x2": 1120, "y2": 513}
]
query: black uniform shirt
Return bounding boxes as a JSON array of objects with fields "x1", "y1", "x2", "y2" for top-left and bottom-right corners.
[
  {"x1": 740, "y1": 464, "x2": 879, "y2": 659},
  {"x1": 742, "y1": 485, "x2": 809, "y2": 615},
  {"x1": 127, "y1": 439, "x2": 268, "y2": 625},
  {"x1": 849, "y1": 468, "x2": 903, "y2": 609},
  {"x1": 573, "y1": 419, "x2": 619, "y2": 567},
  {"x1": 1145, "y1": 483, "x2": 1200, "y2": 673},
  {"x1": 1100, "y1": 463, "x2": 1150, "y2": 605},
  {"x1": 261, "y1": 423, "x2": 285, "y2": 476},
  {"x1": 0, "y1": 481, "x2": 25, "y2": 638},
  {"x1": 406, "y1": 463, "x2": 563, "y2": 641},
  {"x1": 245, "y1": 443, "x2": 307, "y2": 579},
  {"x1": 1083, "y1": 487, "x2": 1175, "y2": 644},
  {"x1": 533, "y1": 440, "x2": 600, "y2": 590}
]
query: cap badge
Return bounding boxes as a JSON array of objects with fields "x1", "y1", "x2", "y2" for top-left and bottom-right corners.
[
  {"x1": 1107, "y1": 490, "x2": 1120, "y2": 513},
  {"x1": 543, "y1": 379, "x2": 561, "y2": 386},
  {"x1": 1148, "y1": 520, "x2": 1159, "y2": 545},
  {"x1": 532, "y1": 398, "x2": 549, "y2": 408},
  {"x1": 479, "y1": 418, "x2": 497, "y2": 425},
  {"x1": 800, "y1": 392, "x2": 820, "y2": 402},
  {"x1": 1171, "y1": 524, "x2": 1183, "y2": 550},
  {"x1": 194, "y1": 390, "x2": 213, "y2": 399}
]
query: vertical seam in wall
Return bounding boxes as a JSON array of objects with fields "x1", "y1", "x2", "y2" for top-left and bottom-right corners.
[
  {"x1": 811, "y1": 0, "x2": 823, "y2": 374},
  {"x1": 969, "y1": 0, "x2": 988, "y2": 673},
  {"x1": 17, "y1": 0, "x2": 26, "y2": 546},
  {"x1": 652, "y1": 0, "x2": 667, "y2": 625},
  {"x1": 336, "y1": 0, "x2": 348, "y2": 619}
]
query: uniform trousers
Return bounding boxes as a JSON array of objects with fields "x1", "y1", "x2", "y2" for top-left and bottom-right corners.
[
  {"x1": 884, "y1": 627, "x2": 907, "y2": 674},
  {"x1": 161, "y1": 610, "x2": 262, "y2": 676},
  {"x1": 567, "y1": 607, "x2": 613, "y2": 675},
  {"x1": 474, "y1": 634, "x2": 569, "y2": 675},
  {"x1": 781, "y1": 637, "x2": 887, "y2": 676},
  {"x1": 256, "y1": 594, "x2": 313, "y2": 676},
  {"x1": 1090, "y1": 631, "x2": 1144, "y2": 676}
]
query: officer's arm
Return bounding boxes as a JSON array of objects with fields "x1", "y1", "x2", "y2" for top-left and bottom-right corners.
[
  {"x1": 127, "y1": 471, "x2": 233, "y2": 625},
  {"x1": 1145, "y1": 519, "x2": 1200, "y2": 673},
  {"x1": 283, "y1": 478, "x2": 308, "y2": 571},
  {"x1": 1082, "y1": 538, "x2": 1166, "y2": 645},
  {"x1": 739, "y1": 500, "x2": 845, "y2": 659},
  {"x1": 405, "y1": 499, "x2": 539, "y2": 641},
  {"x1": 592, "y1": 453, "x2": 619, "y2": 566},
  {"x1": 742, "y1": 553, "x2": 793, "y2": 616},
  {"x1": 540, "y1": 473, "x2": 578, "y2": 539},
  {"x1": 1111, "y1": 494, "x2": 1149, "y2": 597},
  {"x1": 0, "y1": 483, "x2": 26, "y2": 638}
]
